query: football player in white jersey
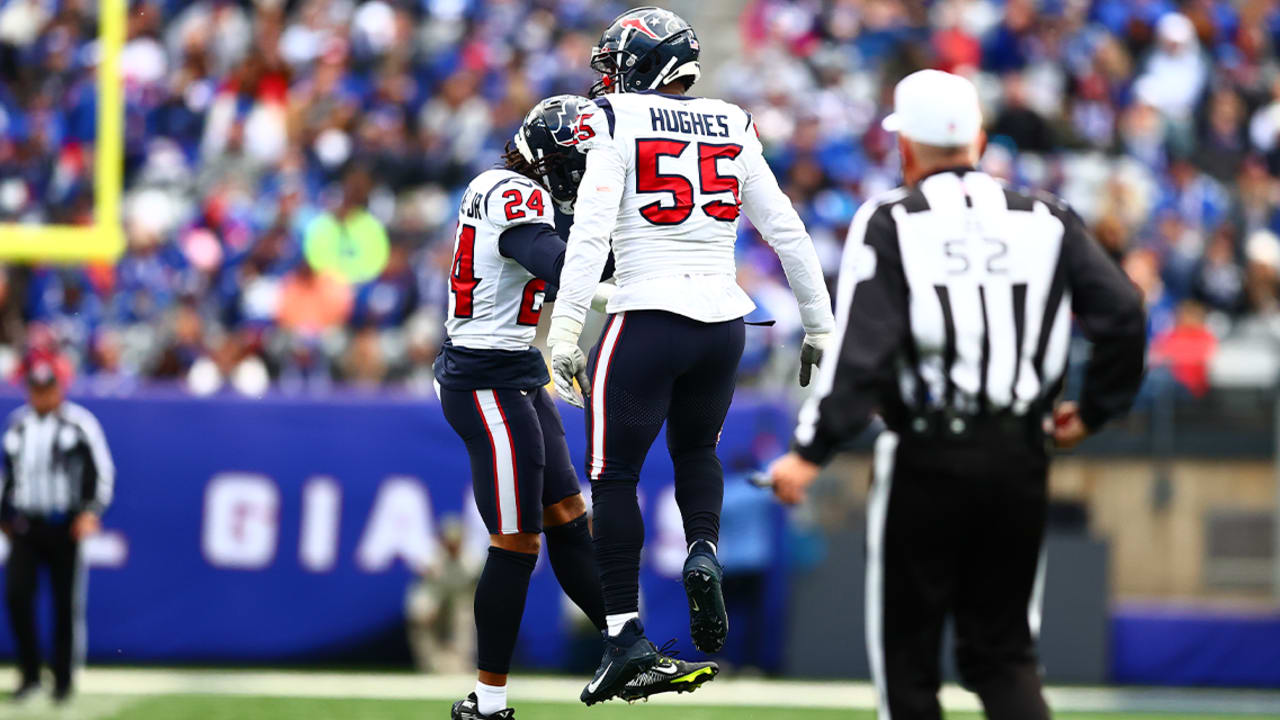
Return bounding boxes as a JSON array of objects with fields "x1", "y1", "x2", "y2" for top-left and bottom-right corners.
[
  {"x1": 441, "y1": 96, "x2": 717, "y2": 720},
  {"x1": 547, "y1": 7, "x2": 837, "y2": 705}
]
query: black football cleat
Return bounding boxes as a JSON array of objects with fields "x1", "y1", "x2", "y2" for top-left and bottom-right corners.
[
  {"x1": 683, "y1": 540, "x2": 728, "y2": 653},
  {"x1": 10, "y1": 681, "x2": 39, "y2": 704},
  {"x1": 452, "y1": 693, "x2": 515, "y2": 720},
  {"x1": 618, "y1": 640, "x2": 719, "y2": 702},
  {"x1": 580, "y1": 619, "x2": 659, "y2": 706}
]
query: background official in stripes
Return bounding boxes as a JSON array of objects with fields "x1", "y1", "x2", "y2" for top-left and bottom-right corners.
[
  {"x1": 766, "y1": 70, "x2": 1147, "y2": 720},
  {"x1": 1, "y1": 346, "x2": 115, "y2": 705}
]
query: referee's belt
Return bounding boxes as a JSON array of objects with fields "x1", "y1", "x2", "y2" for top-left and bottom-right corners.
[
  {"x1": 905, "y1": 409, "x2": 1042, "y2": 443},
  {"x1": 15, "y1": 510, "x2": 71, "y2": 524}
]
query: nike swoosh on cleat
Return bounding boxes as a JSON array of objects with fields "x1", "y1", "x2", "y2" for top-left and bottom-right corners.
[
  {"x1": 651, "y1": 663, "x2": 679, "y2": 676},
  {"x1": 586, "y1": 662, "x2": 613, "y2": 694},
  {"x1": 689, "y1": 598, "x2": 699, "y2": 611}
]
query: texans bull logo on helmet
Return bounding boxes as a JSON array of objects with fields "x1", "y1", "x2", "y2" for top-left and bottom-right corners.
[
  {"x1": 620, "y1": 16, "x2": 659, "y2": 40},
  {"x1": 589, "y1": 7, "x2": 702, "y2": 97},
  {"x1": 512, "y1": 95, "x2": 591, "y2": 213},
  {"x1": 541, "y1": 101, "x2": 596, "y2": 147}
]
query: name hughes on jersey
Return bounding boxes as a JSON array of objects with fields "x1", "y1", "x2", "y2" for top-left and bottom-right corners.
[{"x1": 648, "y1": 107, "x2": 732, "y2": 138}]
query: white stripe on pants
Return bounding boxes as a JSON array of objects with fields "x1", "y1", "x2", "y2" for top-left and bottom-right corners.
[
  {"x1": 589, "y1": 313, "x2": 626, "y2": 481},
  {"x1": 73, "y1": 546, "x2": 87, "y2": 673},
  {"x1": 866, "y1": 430, "x2": 899, "y2": 720},
  {"x1": 1028, "y1": 543, "x2": 1048, "y2": 640},
  {"x1": 474, "y1": 390, "x2": 520, "y2": 535}
]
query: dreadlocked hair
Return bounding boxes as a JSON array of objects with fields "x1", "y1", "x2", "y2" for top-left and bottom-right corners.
[
  {"x1": 502, "y1": 139, "x2": 572, "y2": 185},
  {"x1": 502, "y1": 139, "x2": 535, "y2": 177}
]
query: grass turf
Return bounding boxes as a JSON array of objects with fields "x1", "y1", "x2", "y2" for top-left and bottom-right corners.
[{"x1": 17, "y1": 696, "x2": 1232, "y2": 720}]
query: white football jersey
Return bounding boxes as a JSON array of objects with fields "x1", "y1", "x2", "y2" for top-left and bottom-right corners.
[
  {"x1": 446, "y1": 168, "x2": 554, "y2": 352},
  {"x1": 551, "y1": 91, "x2": 833, "y2": 335}
]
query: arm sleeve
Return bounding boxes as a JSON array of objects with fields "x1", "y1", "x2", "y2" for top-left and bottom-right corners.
[
  {"x1": 792, "y1": 201, "x2": 909, "y2": 464},
  {"x1": 0, "y1": 420, "x2": 18, "y2": 519},
  {"x1": 78, "y1": 412, "x2": 115, "y2": 514},
  {"x1": 739, "y1": 123, "x2": 835, "y2": 335},
  {"x1": 1055, "y1": 204, "x2": 1148, "y2": 430},
  {"x1": 549, "y1": 112, "x2": 626, "y2": 330},
  {"x1": 557, "y1": 206, "x2": 616, "y2": 280},
  {"x1": 498, "y1": 223, "x2": 567, "y2": 285}
]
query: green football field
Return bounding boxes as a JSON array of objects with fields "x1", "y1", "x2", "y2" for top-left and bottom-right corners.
[
  {"x1": 3, "y1": 669, "x2": 1272, "y2": 719},
  {"x1": 0, "y1": 696, "x2": 1255, "y2": 720}
]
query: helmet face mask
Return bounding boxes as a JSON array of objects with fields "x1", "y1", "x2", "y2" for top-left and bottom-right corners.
[
  {"x1": 508, "y1": 95, "x2": 591, "y2": 214},
  {"x1": 587, "y1": 7, "x2": 700, "y2": 98},
  {"x1": 588, "y1": 50, "x2": 621, "y2": 98}
]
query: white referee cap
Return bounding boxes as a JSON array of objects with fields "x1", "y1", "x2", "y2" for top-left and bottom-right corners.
[{"x1": 881, "y1": 69, "x2": 983, "y2": 147}]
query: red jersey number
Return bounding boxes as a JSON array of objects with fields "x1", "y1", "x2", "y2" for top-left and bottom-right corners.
[
  {"x1": 565, "y1": 113, "x2": 597, "y2": 145},
  {"x1": 450, "y1": 224, "x2": 481, "y2": 317},
  {"x1": 503, "y1": 187, "x2": 547, "y2": 221},
  {"x1": 517, "y1": 279, "x2": 547, "y2": 326},
  {"x1": 698, "y1": 143, "x2": 743, "y2": 221},
  {"x1": 636, "y1": 139, "x2": 694, "y2": 225},
  {"x1": 635, "y1": 140, "x2": 743, "y2": 225}
]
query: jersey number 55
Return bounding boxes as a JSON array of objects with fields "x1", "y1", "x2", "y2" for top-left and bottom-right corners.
[{"x1": 635, "y1": 139, "x2": 743, "y2": 225}]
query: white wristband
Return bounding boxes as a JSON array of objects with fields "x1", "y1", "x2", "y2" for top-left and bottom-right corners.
[{"x1": 547, "y1": 315, "x2": 584, "y2": 349}]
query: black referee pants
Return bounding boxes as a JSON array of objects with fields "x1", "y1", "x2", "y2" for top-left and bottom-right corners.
[
  {"x1": 866, "y1": 426, "x2": 1050, "y2": 720},
  {"x1": 6, "y1": 517, "x2": 82, "y2": 693}
]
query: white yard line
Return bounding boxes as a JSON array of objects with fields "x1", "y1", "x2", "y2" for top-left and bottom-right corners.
[{"x1": 62, "y1": 668, "x2": 1280, "y2": 715}]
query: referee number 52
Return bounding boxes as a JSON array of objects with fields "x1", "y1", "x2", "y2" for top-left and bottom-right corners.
[{"x1": 944, "y1": 237, "x2": 1009, "y2": 275}]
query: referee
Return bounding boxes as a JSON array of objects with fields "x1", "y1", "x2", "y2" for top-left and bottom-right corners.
[
  {"x1": 1, "y1": 347, "x2": 114, "y2": 704},
  {"x1": 767, "y1": 70, "x2": 1146, "y2": 720}
]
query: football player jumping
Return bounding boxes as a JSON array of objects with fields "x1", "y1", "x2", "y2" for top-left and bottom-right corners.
[
  {"x1": 440, "y1": 96, "x2": 716, "y2": 720},
  {"x1": 548, "y1": 7, "x2": 837, "y2": 706}
]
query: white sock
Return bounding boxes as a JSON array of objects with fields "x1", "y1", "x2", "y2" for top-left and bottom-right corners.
[
  {"x1": 606, "y1": 612, "x2": 640, "y2": 637},
  {"x1": 475, "y1": 681, "x2": 507, "y2": 717},
  {"x1": 689, "y1": 540, "x2": 717, "y2": 555}
]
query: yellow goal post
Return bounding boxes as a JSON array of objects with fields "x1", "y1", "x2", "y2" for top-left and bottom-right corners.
[{"x1": 0, "y1": 0, "x2": 125, "y2": 263}]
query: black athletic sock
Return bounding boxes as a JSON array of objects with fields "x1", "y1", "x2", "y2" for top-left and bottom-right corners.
[
  {"x1": 474, "y1": 546, "x2": 538, "y2": 675},
  {"x1": 590, "y1": 480, "x2": 645, "y2": 616},
  {"x1": 544, "y1": 513, "x2": 606, "y2": 632}
]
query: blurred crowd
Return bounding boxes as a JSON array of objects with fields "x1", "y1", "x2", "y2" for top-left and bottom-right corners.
[
  {"x1": 727, "y1": 0, "x2": 1280, "y2": 396},
  {"x1": 0, "y1": 0, "x2": 625, "y2": 394},
  {"x1": 1, "y1": 0, "x2": 1279, "y2": 396}
]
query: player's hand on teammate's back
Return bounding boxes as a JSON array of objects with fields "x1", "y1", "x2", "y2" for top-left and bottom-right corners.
[
  {"x1": 767, "y1": 452, "x2": 820, "y2": 505},
  {"x1": 590, "y1": 281, "x2": 617, "y2": 313},
  {"x1": 799, "y1": 333, "x2": 829, "y2": 387}
]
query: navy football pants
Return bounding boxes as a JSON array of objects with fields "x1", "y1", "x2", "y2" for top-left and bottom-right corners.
[
  {"x1": 585, "y1": 310, "x2": 745, "y2": 616},
  {"x1": 440, "y1": 386, "x2": 580, "y2": 535}
]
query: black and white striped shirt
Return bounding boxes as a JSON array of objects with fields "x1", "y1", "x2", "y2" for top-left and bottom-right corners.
[
  {"x1": 794, "y1": 167, "x2": 1147, "y2": 462},
  {"x1": 1, "y1": 402, "x2": 114, "y2": 517}
]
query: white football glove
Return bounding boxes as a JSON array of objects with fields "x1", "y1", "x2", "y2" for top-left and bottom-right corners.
[
  {"x1": 590, "y1": 281, "x2": 617, "y2": 313},
  {"x1": 548, "y1": 317, "x2": 590, "y2": 408},
  {"x1": 799, "y1": 332, "x2": 830, "y2": 387}
]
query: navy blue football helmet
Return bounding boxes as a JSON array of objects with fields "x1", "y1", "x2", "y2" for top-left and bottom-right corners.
[
  {"x1": 588, "y1": 7, "x2": 701, "y2": 98},
  {"x1": 510, "y1": 95, "x2": 591, "y2": 213}
]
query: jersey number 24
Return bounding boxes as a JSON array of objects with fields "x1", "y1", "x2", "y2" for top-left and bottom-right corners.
[{"x1": 451, "y1": 224, "x2": 546, "y2": 325}]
